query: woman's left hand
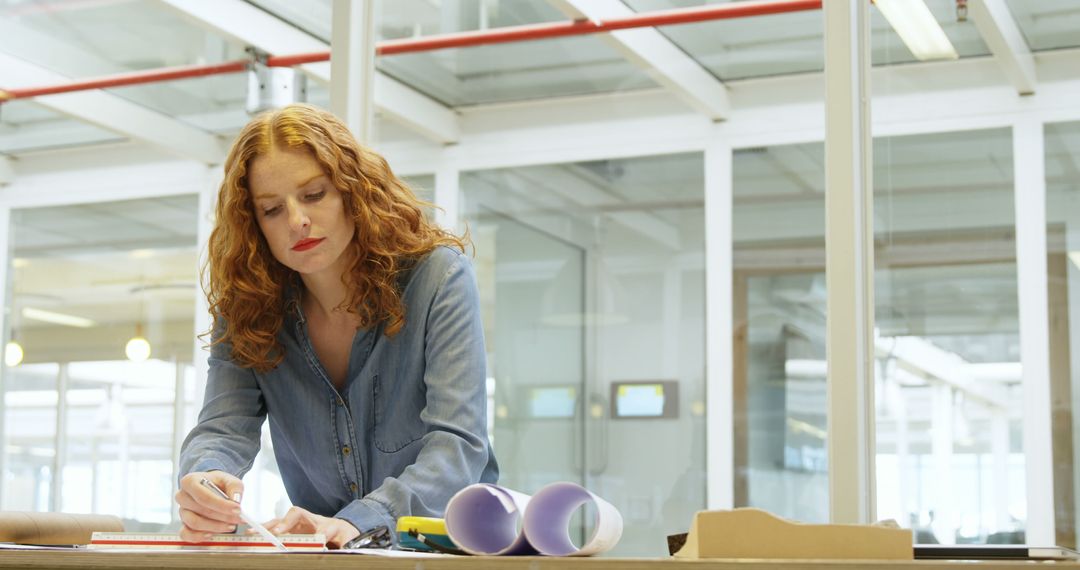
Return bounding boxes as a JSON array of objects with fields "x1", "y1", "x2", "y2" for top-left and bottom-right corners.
[{"x1": 257, "y1": 506, "x2": 360, "y2": 549}]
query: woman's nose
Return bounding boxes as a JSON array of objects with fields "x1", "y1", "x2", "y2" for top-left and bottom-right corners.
[{"x1": 287, "y1": 202, "x2": 310, "y2": 231}]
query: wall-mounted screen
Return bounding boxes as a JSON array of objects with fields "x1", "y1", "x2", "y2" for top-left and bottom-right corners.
[
  {"x1": 610, "y1": 380, "x2": 678, "y2": 419},
  {"x1": 527, "y1": 386, "x2": 578, "y2": 419}
]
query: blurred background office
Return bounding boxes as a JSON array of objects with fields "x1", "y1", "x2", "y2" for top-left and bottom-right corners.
[{"x1": 0, "y1": 0, "x2": 1078, "y2": 556}]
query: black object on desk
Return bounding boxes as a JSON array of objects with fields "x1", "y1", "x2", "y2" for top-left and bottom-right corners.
[{"x1": 915, "y1": 544, "x2": 1080, "y2": 560}]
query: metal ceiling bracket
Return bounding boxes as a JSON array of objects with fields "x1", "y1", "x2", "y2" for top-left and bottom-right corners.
[{"x1": 245, "y1": 47, "x2": 307, "y2": 115}]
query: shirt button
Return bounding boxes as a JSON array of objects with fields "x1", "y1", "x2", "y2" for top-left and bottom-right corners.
[
  {"x1": 349, "y1": 482, "x2": 357, "y2": 493},
  {"x1": 342, "y1": 445, "x2": 351, "y2": 455},
  {"x1": 337, "y1": 398, "x2": 345, "y2": 407}
]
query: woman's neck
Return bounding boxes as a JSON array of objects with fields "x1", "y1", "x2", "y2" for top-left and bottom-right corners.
[{"x1": 300, "y1": 270, "x2": 349, "y2": 320}]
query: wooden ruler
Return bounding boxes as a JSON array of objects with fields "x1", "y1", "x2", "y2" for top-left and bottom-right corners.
[{"x1": 89, "y1": 532, "x2": 326, "y2": 551}]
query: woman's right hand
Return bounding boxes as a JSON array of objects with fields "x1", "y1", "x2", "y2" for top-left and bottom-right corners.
[{"x1": 176, "y1": 471, "x2": 245, "y2": 542}]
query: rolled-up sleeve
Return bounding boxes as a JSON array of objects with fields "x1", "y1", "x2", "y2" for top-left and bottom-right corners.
[
  {"x1": 335, "y1": 254, "x2": 492, "y2": 532},
  {"x1": 178, "y1": 331, "x2": 267, "y2": 484}
]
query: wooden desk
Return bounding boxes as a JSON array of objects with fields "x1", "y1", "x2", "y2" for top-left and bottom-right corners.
[{"x1": 0, "y1": 551, "x2": 1077, "y2": 570}]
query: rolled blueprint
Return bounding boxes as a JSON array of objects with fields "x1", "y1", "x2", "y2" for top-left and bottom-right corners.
[
  {"x1": 445, "y1": 483, "x2": 536, "y2": 555},
  {"x1": 523, "y1": 482, "x2": 623, "y2": 556},
  {"x1": 0, "y1": 511, "x2": 124, "y2": 545},
  {"x1": 445, "y1": 481, "x2": 622, "y2": 556}
]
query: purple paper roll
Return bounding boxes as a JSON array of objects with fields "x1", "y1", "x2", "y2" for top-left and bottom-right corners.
[
  {"x1": 444, "y1": 483, "x2": 537, "y2": 555},
  {"x1": 523, "y1": 481, "x2": 623, "y2": 556}
]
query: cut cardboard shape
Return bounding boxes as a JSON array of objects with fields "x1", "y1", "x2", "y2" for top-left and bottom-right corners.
[{"x1": 674, "y1": 508, "x2": 913, "y2": 560}]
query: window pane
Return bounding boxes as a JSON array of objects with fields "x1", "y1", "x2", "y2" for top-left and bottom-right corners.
[
  {"x1": 733, "y1": 142, "x2": 828, "y2": 522},
  {"x1": 462, "y1": 153, "x2": 706, "y2": 556},
  {"x1": 1047, "y1": 120, "x2": 1080, "y2": 548},
  {"x1": 2, "y1": 196, "x2": 198, "y2": 528},
  {"x1": 873, "y1": 128, "x2": 1022, "y2": 544}
]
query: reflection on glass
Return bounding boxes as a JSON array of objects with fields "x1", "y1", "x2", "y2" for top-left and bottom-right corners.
[
  {"x1": 733, "y1": 142, "x2": 828, "y2": 523},
  {"x1": 1, "y1": 196, "x2": 198, "y2": 526},
  {"x1": 462, "y1": 153, "x2": 705, "y2": 556},
  {"x1": 874, "y1": 128, "x2": 1023, "y2": 545},
  {"x1": 1046, "y1": 121, "x2": 1080, "y2": 548}
]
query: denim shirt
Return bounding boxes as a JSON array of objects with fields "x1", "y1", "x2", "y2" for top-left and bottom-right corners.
[{"x1": 179, "y1": 246, "x2": 499, "y2": 534}]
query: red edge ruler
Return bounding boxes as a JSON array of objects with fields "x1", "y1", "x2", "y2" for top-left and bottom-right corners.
[{"x1": 89, "y1": 532, "x2": 327, "y2": 551}]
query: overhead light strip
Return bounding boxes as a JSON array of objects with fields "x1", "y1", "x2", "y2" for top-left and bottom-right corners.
[
  {"x1": 874, "y1": 0, "x2": 958, "y2": 61},
  {"x1": 22, "y1": 307, "x2": 96, "y2": 328}
]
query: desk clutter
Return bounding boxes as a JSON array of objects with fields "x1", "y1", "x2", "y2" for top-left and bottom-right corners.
[{"x1": 0, "y1": 482, "x2": 623, "y2": 557}]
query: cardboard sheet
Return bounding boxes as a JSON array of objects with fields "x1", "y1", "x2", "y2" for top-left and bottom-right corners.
[{"x1": 674, "y1": 507, "x2": 913, "y2": 560}]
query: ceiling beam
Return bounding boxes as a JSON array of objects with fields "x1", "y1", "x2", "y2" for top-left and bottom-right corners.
[
  {"x1": 0, "y1": 53, "x2": 225, "y2": 164},
  {"x1": 158, "y1": 0, "x2": 460, "y2": 143},
  {"x1": 547, "y1": 0, "x2": 730, "y2": 120},
  {"x1": 969, "y1": 0, "x2": 1036, "y2": 95}
]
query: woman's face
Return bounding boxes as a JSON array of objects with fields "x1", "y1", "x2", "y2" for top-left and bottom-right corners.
[{"x1": 248, "y1": 146, "x2": 356, "y2": 278}]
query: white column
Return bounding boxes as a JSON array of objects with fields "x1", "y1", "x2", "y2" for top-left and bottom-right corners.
[
  {"x1": 888, "y1": 362, "x2": 912, "y2": 523},
  {"x1": 1013, "y1": 119, "x2": 1055, "y2": 544},
  {"x1": 434, "y1": 160, "x2": 461, "y2": 234},
  {"x1": 824, "y1": 0, "x2": 875, "y2": 524},
  {"x1": 931, "y1": 384, "x2": 955, "y2": 542},
  {"x1": 704, "y1": 128, "x2": 733, "y2": 509},
  {"x1": 51, "y1": 363, "x2": 69, "y2": 512},
  {"x1": 192, "y1": 167, "x2": 222, "y2": 413},
  {"x1": 991, "y1": 411, "x2": 1011, "y2": 532},
  {"x1": 330, "y1": 0, "x2": 376, "y2": 142},
  {"x1": 171, "y1": 357, "x2": 185, "y2": 524},
  {"x1": 0, "y1": 204, "x2": 10, "y2": 509}
]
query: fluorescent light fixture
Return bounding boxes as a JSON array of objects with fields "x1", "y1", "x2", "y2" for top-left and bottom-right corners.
[
  {"x1": 5, "y1": 341, "x2": 24, "y2": 367},
  {"x1": 22, "y1": 307, "x2": 96, "y2": 328},
  {"x1": 1070, "y1": 251, "x2": 1080, "y2": 270},
  {"x1": 875, "y1": 0, "x2": 959, "y2": 61}
]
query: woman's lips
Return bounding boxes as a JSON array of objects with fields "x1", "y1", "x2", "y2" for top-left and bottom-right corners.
[{"x1": 291, "y1": 238, "x2": 324, "y2": 252}]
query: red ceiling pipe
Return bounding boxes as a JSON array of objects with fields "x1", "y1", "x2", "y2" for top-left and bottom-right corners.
[
  {"x1": 1, "y1": 60, "x2": 249, "y2": 101},
  {"x1": 2, "y1": 0, "x2": 821, "y2": 102},
  {"x1": 268, "y1": 0, "x2": 822, "y2": 66}
]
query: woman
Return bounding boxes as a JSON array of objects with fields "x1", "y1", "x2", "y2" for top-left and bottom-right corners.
[{"x1": 175, "y1": 103, "x2": 498, "y2": 548}]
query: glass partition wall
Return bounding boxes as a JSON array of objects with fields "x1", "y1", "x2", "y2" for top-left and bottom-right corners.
[
  {"x1": 2, "y1": 196, "x2": 199, "y2": 527},
  {"x1": 873, "y1": 129, "x2": 1024, "y2": 544},
  {"x1": 1047, "y1": 121, "x2": 1080, "y2": 548},
  {"x1": 462, "y1": 153, "x2": 707, "y2": 556}
]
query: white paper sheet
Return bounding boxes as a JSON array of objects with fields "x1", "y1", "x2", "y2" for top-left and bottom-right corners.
[{"x1": 444, "y1": 481, "x2": 623, "y2": 556}]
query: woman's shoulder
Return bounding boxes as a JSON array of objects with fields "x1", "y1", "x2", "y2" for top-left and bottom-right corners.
[
  {"x1": 416, "y1": 244, "x2": 470, "y2": 274},
  {"x1": 405, "y1": 245, "x2": 471, "y2": 291}
]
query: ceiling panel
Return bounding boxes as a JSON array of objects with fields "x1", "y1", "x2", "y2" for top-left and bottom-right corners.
[
  {"x1": 1004, "y1": 0, "x2": 1080, "y2": 51},
  {"x1": 0, "y1": 101, "x2": 124, "y2": 154},
  {"x1": 624, "y1": 0, "x2": 990, "y2": 80}
]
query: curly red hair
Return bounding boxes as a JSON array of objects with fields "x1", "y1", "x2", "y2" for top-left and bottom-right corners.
[{"x1": 204, "y1": 103, "x2": 465, "y2": 372}]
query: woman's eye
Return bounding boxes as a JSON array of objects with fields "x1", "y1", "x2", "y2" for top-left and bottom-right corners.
[
  {"x1": 305, "y1": 190, "x2": 327, "y2": 201},
  {"x1": 262, "y1": 205, "x2": 282, "y2": 216}
]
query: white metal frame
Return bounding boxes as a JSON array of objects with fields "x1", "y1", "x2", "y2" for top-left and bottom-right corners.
[
  {"x1": 330, "y1": 0, "x2": 375, "y2": 140},
  {"x1": 0, "y1": 204, "x2": 10, "y2": 508},
  {"x1": 704, "y1": 130, "x2": 734, "y2": 509},
  {"x1": 547, "y1": 0, "x2": 730, "y2": 119},
  {"x1": 158, "y1": 0, "x2": 460, "y2": 144},
  {"x1": 823, "y1": 0, "x2": 876, "y2": 524},
  {"x1": 1013, "y1": 119, "x2": 1055, "y2": 545},
  {"x1": 0, "y1": 23, "x2": 1078, "y2": 537},
  {"x1": 969, "y1": 0, "x2": 1037, "y2": 95}
]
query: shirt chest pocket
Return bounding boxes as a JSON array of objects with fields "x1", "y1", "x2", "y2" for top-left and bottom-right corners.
[{"x1": 372, "y1": 374, "x2": 427, "y2": 452}]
